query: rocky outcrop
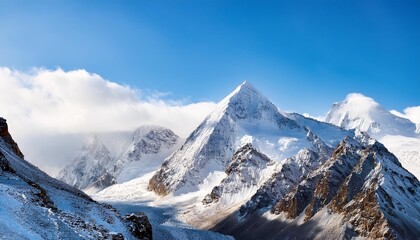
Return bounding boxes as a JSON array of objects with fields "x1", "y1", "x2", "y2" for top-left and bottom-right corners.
[
  {"x1": 90, "y1": 172, "x2": 118, "y2": 190},
  {"x1": 125, "y1": 213, "x2": 153, "y2": 240},
  {"x1": 0, "y1": 117, "x2": 24, "y2": 159},
  {"x1": 148, "y1": 169, "x2": 171, "y2": 196},
  {"x1": 203, "y1": 143, "x2": 274, "y2": 205},
  {"x1": 0, "y1": 151, "x2": 15, "y2": 173},
  {"x1": 239, "y1": 148, "x2": 328, "y2": 217},
  {"x1": 271, "y1": 137, "x2": 420, "y2": 239}
]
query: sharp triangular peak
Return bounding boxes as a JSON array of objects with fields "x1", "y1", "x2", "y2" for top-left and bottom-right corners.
[
  {"x1": 344, "y1": 93, "x2": 379, "y2": 105},
  {"x1": 239, "y1": 80, "x2": 253, "y2": 89},
  {"x1": 217, "y1": 81, "x2": 271, "y2": 111},
  {"x1": 224, "y1": 81, "x2": 259, "y2": 99}
]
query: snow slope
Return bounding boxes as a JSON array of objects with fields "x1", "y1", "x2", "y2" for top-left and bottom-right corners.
[
  {"x1": 0, "y1": 117, "x2": 146, "y2": 239},
  {"x1": 92, "y1": 173, "x2": 234, "y2": 240},
  {"x1": 325, "y1": 93, "x2": 420, "y2": 179},
  {"x1": 59, "y1": 126, "x2": 182, "y2": 192}
]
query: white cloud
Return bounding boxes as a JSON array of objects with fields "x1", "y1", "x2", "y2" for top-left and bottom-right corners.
[
  {"x1": 390, "y1": 106, "x2": 420, "y2": 124},
  {"x1": 0, "y1": 67, "x2": 217, "y2": 175}
]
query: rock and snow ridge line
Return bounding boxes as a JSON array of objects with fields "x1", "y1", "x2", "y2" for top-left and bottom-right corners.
[
  {"x1": 0, "y1": 117, "x2": 153, "y2": 239},
  {"x1": 200, "y1": 133, "x2": 420, "y2": 239},
  {"x1": 58, "y1": 125, "x2": 182, "y2": 192},
  {"x1": 148, "y1": 81, "x2": 348, "y2": 196},
  {"x1": 325, "y1": 92, "x2": 420, "y2": 179},
  {"x1": 143, "y1": 82, "x2": 419, "y2": 239}
]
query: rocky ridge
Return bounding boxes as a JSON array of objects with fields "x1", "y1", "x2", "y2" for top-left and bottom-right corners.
[
  {"x1": 0, "y1": 117, "x2": 153, "y2": 239},
  {"x1": 59, "y1": 126, "x2": 180, "y2": 191}
]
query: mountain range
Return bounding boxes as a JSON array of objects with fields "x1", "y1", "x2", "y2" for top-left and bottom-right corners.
[
  {"x1": 58, "y1": 126, "x2": 182, "y2": 192},
  {"x1": 3, "y1": 81, "x2": 418, "y2": 239},
  {"x1": 325, "y1": 92, "x2": 420, "y2": 178},
  {"x1": 145, "y1": 82, "x2": 419, "y2": 239}
]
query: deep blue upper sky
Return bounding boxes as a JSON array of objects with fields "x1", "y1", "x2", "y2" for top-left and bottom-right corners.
[{"x1": 1, "y1": 0, "x2": 419, "y2": 116}]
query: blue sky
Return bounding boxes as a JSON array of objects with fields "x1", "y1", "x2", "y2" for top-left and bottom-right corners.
[{"x1": 1, "y1": 0, "x2": 419, "y2": 116}]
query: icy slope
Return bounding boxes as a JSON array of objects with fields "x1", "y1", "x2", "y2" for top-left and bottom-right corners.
[
  {"x1": 288, "y1": 112, "x2": 353, "y2": 147},
  {"x1": 0, "y1": 117, "x2": 150, "y2": 239},
  {"x1": 380, "y1": 135, "x2": 420, "y2": 179},
  {"x1": 325, "y1": 93, "x2": 420, "y2": 179},
  {"x1": 59, "y1": 126, "x2": 181, "y2": 191},
  {"x1": 149, "y1": 81, "x2": 325, "y2": 196}
]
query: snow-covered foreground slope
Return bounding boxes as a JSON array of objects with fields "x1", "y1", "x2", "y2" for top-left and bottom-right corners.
[
  {"x1": 325, "y1": 93, "x2": 420, "y2": 179},
  {"x1": 58, "y1": 126, "x2": 182, "y2": 192},
  {"x1": 0, "y1": 117, "x2": 151, "y2": 239},
  {"x1": 93, "y1": 173, "x2": 234, "y2": 240}
]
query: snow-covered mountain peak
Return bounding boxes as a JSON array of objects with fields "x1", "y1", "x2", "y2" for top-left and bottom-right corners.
[
  {"x1": 325, "y1": 93, "x2": 417, "y2": 137},
  {"x1": 343, "y1": 92, "x2": 379, "y2": 107},
  {"x1": 212, "y1": 81, "x2": 288, "y2": 125},
  {"x1": 59, "y1": 125, "x2": 181, "y2": 191},
  {"x1": 223, "y1": 81, "x2": 257, "y2": 102},
  {"x1": 148, "y1": 83, "x2": 342, "y2": 196}
]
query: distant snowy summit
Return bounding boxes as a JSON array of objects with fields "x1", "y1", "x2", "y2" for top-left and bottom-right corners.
[
  {"x1": 326, "y1": 93, "x2": 420, "y2": 178},
  {"x1": 58, "y1": 126, "x2": 182, "y2": 192},
  {"x1": 325, "y1": 93, "x2": 417, "y2": 138}
]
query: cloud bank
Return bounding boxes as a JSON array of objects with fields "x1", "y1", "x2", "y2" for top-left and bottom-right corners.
[{"x1": 0, "y1": 67, "x2": 217, "y2": 175}]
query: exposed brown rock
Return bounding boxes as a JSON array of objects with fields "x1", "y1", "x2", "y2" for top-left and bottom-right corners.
[
  {"x1": 0, "y1": 117, "x2": 24, "y2": 159},
  {"x1": 27, "y1": 180, "x2": 57, "y2": 211},
  {"x1": 147, "y1": 169, "x2": 170, "y2": 196}
]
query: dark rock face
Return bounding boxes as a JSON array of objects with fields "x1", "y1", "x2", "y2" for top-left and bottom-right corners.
[
  {"x1": 0, "y1": 151, "x2": 15, "y2": 173},
  {"x1": 0, "y1": 117, "x2": 24, "y2": 159},
  {"x1": 130, "y1": 129, "x2": 179, "y2": 158},
  {"x1": 239, "y1": 147, "x2": 328, "y2": 218},
  {"x1": 224, "y1": 143, "x2": 271, "y2": 175},
  {"x1": 270, "y1": 139, "x2": 420, "y2": 239},
  {"x1": 203, "y1": 143, "x2": 273, "y2": 205},
  {"x1": 90, "y1": 172, "x2": 118, "y2": 190},
  {"x1": 125, "y1": 213, "x2": 153, "y2": 240}
]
